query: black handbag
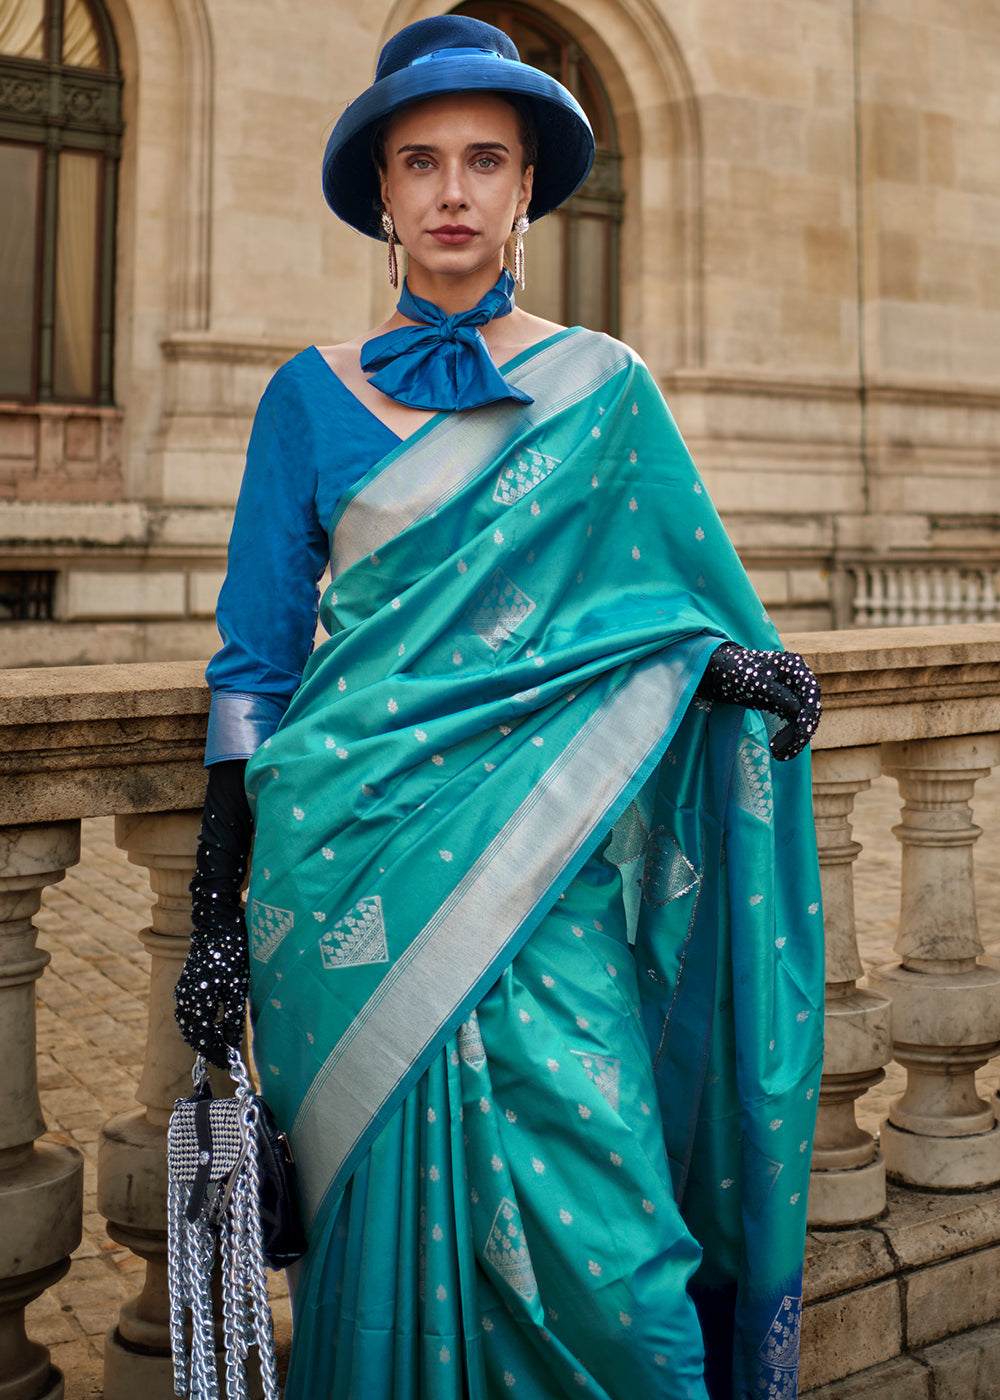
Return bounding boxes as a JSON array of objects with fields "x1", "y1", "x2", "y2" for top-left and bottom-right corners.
[
  {"x1": 254, "y1": 1093, "x2": 308, "y2": 1268},
  {"x1": 167, "y1": 1047, "x2": 306, "y2": 1399}
]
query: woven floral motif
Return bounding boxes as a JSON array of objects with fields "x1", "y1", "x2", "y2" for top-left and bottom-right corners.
[
  {"x1": 641, "y1": 828, "x2": 700, "y2": 908},
  {"x1": 755, "y1": 1295, "x2": 801, "y2": 1400},
  {"x1": 318, "y1": 897, "x2": 388, "y2": 970},
  {"x1": 493, "y1": 447, "x2": 561, "y2": 505},
  {"x1": 458, "y1": 1011, "x2": 487, "y2": 1071},
  {"x1": 483, "y1": 1198, "x2": 538, "y2": 1301},
  {"x1": 733, "y1": 735, "x2": 774, "y2": 825},
  {"x1": 571, "y1": 1050, "x2": 621, "y2": 1111},
  {"x1": 466, "y1": 569, "x2": 537, "y2": 651},
  {"x1": 606, "y1": 800, "x2": 649, "y2": 871},
  {"x1": 249, "y1": 900, "x2": 294, "y2": 963}
]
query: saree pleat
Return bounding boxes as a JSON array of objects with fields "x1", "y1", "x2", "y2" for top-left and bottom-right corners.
[
  {"x1": 287, "y1": 840, "x2": 712, "y2": 1400},
  {"x1": 247, "y1": 329, "x2": 823, "y2": 1398}
]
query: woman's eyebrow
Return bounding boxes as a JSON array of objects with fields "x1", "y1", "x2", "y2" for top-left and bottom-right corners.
[{"x1": 394, "y1": 141, "x2": 512, "y2": 155}]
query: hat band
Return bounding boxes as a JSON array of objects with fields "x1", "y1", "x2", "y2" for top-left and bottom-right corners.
[{"x1": 408, "y1": 47, "x2": 509, "y2": 67}]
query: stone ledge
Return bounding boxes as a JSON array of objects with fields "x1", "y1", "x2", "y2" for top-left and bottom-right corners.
[
  {"x1": 160, "y1": 331, "x2": 306, "y2": 365},
  {"x1": 806, "y1": 1183, "x2": 1000, "y2": 1302},
  {"x1": 3, "y1": 626, "x2": 1000, "y2": 815},
  {"x1": 0, "y1": 501, "x2": 232, "y2": 551},
  {"x1": 0, "y1": 661, "x2": 208, "y2": 723},
  {"x1": 787, "y1": 624, "x2": 1000, "y2": 676},
  {"x1": 661, "y1": 370, "x2": 1000, "y2": 411},
  {"x1": 804, "y1": 1320, "x2": 1000, "y2": 1398},
  {"x1": 786, "y1": 624, "x2": 1000, "y2": 747},
  {"x1": 0, "y1": 662, "x2": 209, "y2": 825},
  {"x1": 801, "y1": 1185, "x2": 1000, "y2": 1389}
]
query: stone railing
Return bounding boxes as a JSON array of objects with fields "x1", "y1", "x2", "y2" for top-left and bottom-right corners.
[
  {"x1": 850, "y1": 564, "x2": 1000, "y2": 627},
  {"x1": 796, "y1": 624, "x2": 1000, "y2": 1397},
  {"x1": 0, "y1": 660, "x2": 209, "y2": 1400},
  {"x1": 3, "y1": 629, "x2": 1000, "y2": 1398}
]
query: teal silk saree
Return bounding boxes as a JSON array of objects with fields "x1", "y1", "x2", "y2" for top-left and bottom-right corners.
[{"x1": 245, "y1": 329, "x2": 824, "y2": 1399}]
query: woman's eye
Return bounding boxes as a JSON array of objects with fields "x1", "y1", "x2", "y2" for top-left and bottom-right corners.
[
  {"x1": 408, "y1": 157, "x2": 432, "y2": 170},
  {"x1": 474, "y1": 155, "x2": 499, "y2": 169}
]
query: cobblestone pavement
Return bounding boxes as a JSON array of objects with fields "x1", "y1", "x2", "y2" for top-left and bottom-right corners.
[{"x1": 25, "y1": 770, "x2": 1000, "y2": 1395}]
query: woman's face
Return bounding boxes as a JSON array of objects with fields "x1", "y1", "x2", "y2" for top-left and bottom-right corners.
[{"x1": 379, "y1": 92, "x2": 533, "y2": 300}]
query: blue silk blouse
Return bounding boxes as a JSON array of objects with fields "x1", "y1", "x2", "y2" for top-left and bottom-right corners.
[{"x1": 204, "y1": 347, "x2": 400, "y2": 764}]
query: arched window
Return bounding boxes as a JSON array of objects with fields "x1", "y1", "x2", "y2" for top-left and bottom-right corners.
[
  {"x1": 0, "y1": 0, "x2": 121, "y2": 404},
  {"x1": 454, "y1": 2, "x2": 623, "y2": 335}
]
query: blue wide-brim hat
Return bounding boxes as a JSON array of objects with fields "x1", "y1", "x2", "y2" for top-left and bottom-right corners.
[{"x1": 322, "y1": 15, "x2": 596, "y2": 238}]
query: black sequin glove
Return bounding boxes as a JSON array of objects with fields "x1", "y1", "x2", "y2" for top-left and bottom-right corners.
[
  {"x1": 175, "y1": 759, "x2": 253, "y2": 1067},
  {"x1": 698, "y1": 644, "x2": 821, "y2": 760}
]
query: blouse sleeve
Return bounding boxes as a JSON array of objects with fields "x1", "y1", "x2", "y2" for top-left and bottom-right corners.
[{"x1": 205, "y1": 358, "x2": 330, "y2": 764}]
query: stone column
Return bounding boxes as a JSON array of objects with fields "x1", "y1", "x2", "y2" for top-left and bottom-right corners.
[
  {"x1": 807, "y1": 748, "x2": 892, "y2": 1227},
  {"x1": 0, "y1": 822, "x2": 83, "y2": 1400},
  {"x1": 99, "y1": 811, "x2": 204, "y2": 1399},
  {"x1": 868, "y1": 734, "x2": 1000, "y2": 1189}
]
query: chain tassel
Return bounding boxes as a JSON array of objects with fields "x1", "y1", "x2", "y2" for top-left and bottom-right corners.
[{"x1": 513, "y1": 214, "x2": 529, "y2": 291}]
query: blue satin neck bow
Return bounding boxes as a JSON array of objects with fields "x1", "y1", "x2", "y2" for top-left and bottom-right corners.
[{"x1": 360, "y1": 270, "x2": 534, "y2": 412}]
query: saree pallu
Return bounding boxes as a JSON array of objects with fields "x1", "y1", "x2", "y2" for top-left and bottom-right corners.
[{"x1": 245, "y1": 328, "x2": 824, "y2": 1399}]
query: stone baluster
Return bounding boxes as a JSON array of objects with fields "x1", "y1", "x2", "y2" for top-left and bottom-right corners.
[
  {"x1": 0, "y1": 822, "x2": 84, "y2": 1400},
  {"x1": 807, "y1": 748, "x2": 892, "y2": 1227},
  {"x1": 99, "y1": 810, "x2": 205, "y2": 1398},
  {"x1": 868, "y1": 734, "x2": 1000, "y2": 1188}
]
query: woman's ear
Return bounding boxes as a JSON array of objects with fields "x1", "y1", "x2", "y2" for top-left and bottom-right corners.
[
  {"x1": 379, "y1": 171, "x2": 391, "y2": 219},
  {"x1": 517, "y1": 164, "x2": 534, "y2": 219}
]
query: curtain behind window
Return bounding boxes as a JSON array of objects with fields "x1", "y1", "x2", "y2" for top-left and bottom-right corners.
[
  {"x1": 53, "y1": 150, "x2": 99, "y2": 400},
  {"x1": 0, "y1": 143, "x2": 40, "y2": 397}
]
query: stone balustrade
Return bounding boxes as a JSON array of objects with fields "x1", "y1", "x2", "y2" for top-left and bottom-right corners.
[
  {"x1": 0, "y1": 661, "x2": 208, "y2": 1400},
  {"x1": 3, "y1": 628, "x2": 1000, "y2": 1397}
]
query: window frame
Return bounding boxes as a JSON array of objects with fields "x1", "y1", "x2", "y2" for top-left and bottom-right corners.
[
  {"x1": 454, "y1": 1, "x2": 624, "y2": 335},
  {"x1": 0, "y1": 0, "x2": 122, "y2": 406}
]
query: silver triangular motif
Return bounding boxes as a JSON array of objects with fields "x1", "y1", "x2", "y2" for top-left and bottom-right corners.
[
  {"x1": 458, "y1": 1011, "x2": 486, "y2": 1071},
  {"x1": 493, "y1": 447, "x2": 561, "y2": 505},
  {"x1": 483, "y1": 1197, "x2": 537, "y2": 1301},
  {"x1": 466, "y1": 569, "x2": 536, "y2": 651},
  {"x1": 571, "y1": 1050, "x2": 621, "y2": 1111},
  {"x1": 319, "y1": 896, "x2": 388, "y2": 970},
  {"x1": 734, "y1": 735, "x2": 774, "y2": 824},
  {"x1": 249, "y1": 899, "x2": 294, "y2": 963},
  {"x1": 641, "y1": 828, "x2": 701, "y2": 908},
  {"x1": 755, "y1": 1294, "x2": 801, "y2": 1399},
  {"x1": 607, "y1": 800, "x2": 649, "y2": 870}
]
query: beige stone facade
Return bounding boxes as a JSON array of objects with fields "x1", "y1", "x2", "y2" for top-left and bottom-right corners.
[{"x1": 2, "y1": 0, "x2": 998, "y2": 662}]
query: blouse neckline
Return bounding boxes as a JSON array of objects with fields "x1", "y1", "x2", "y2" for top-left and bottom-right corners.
[{"x1": 309, "y1": 326, "x2": 583, "y2": 445}]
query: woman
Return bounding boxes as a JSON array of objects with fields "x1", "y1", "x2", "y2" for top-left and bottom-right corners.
[{"x1": 176, "y1": 16, "x2": 823, "y2": 1400}]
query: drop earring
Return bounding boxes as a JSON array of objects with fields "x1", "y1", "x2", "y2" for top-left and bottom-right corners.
[
  {"x1": 381, "y1": 209, "x2": 398, "y2": 289},
  {"x1": 513, "y1": 214, "x2": 529, "y2": 290}
]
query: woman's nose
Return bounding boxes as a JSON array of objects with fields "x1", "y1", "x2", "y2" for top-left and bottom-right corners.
[{"x1": 438, "y1": 161, "x2": 469, "y2": 209}]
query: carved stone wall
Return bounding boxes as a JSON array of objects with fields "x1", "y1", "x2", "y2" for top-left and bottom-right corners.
[{"x1": 1, "y1": 0, "x2": 998, "y2": 658}]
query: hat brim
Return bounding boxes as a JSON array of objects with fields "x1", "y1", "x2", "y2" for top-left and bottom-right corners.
[{"x1": 322, "y1": 52, "x2": 595, "y2": 238}]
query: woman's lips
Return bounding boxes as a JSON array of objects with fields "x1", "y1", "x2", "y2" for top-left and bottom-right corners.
[{"x1": 430, "y1": 226, "x2": 476, "y2": 245}]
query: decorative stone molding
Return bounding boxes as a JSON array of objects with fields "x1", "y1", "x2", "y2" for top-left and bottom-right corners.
[
  {"x1": 169, "y1": 0, "x2": 214, "y2": 334},
  {"x1": 0, "y1": 402, "x2": 125, "y2": 503}
]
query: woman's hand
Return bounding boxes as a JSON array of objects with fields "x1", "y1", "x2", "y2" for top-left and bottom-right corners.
[
  {"x1": 175, "y1": 760, "x2": 253, "y2": 1067},
  {"x1": 698, "y1": 644, "x2": 821, "y2": 760}
]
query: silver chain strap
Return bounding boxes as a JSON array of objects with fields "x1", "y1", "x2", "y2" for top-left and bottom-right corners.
[{"x1": 167, "y1": 1047, "x2": 281, "y2": 1400}]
